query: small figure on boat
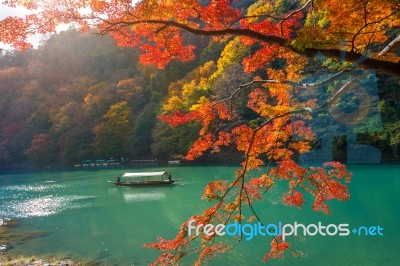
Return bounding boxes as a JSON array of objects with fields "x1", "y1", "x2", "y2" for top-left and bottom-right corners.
[
  {"x1": 115, "y1": 175, "x2": 121, "y2": 183},
  {"x1": 167, "y1": 172, "x2": 172, "y2": 182}
]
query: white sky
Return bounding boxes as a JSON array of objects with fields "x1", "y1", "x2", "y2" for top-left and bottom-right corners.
[{"x1": 0, "y1": 3, "x2": 29, "y2": 17}]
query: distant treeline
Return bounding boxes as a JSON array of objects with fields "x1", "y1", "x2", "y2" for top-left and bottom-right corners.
[
  {"x1": 0, "y1": 30, "x2": 212, "y2": 168},
  {"x1": 0, "y1": 30, "x2": 399, "y2": 169}
]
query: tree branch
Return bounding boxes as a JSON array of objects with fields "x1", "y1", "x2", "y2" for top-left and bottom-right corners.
[
  {"x1": 233, "y1": 0, "x2": 313, "y2": 36},
  {"x1": 112, "y1": 18, "x2": 400, "y2": 76},
  {"x1": 236, "y1": 0, "x2": 312, "y2": 23},
  {"x1": 299, "y1": 48, "x2": 400, "y2": 76},
  {"x1": 122, "y1": 19, "x2": 288, "y2": 45},
  {"x1": 378, "y1": 35, "x2": 400, "y2": 57},
  {"x1": 213, "y1": 69, "x2": 364, "y2": 109}
]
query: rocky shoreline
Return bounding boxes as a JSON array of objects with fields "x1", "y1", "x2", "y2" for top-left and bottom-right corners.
[
  {"x1": 0, "y1": 255, "x2": 80, "y2": 266},
  {"x1": 0, "y1": 218, "x2": 96, "y2": 266},
  {"x1": 0, "y1": 218, "x2": 46, "y2": 253}
]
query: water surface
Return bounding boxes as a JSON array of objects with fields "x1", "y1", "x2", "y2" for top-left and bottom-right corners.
[{"x1": 0, "y1": 165, "x2": 399, "y2": 265}]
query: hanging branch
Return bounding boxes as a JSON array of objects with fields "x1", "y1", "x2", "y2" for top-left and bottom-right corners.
[
  {"x1": 213, "y1": 68, "x2": 365, "y2": 116},
  {"x1": 378, "y1": 35, "x2": 400, "y2": 56}
]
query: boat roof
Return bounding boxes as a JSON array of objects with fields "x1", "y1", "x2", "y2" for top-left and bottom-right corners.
[{"x1": 122, "y1": 171, "x2": 167, "y2": 177}]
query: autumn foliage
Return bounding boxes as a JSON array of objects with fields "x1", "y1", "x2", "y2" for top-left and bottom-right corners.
[{"x1": 1, "y1": 0, "x2": 399, "y2": 264}]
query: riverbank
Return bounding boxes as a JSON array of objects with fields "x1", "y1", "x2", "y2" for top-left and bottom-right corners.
[
  {"x1": 0, "y1": 255, "x2": 88, "y2": 266},
  {"x1": 0, "y1": 219, "x2": 96, "y2": 266},
  {"x1": 1, "y1": 219, "x2": 46, "y2": 253}
]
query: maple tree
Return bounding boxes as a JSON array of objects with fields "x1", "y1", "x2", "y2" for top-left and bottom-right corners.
[{"x1": 1, "y1": 0, "x2": 399, "y2": 264}]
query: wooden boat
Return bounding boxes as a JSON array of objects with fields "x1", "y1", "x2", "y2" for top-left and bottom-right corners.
[{"x1": 108, "y1": 171, "x2": 175, "y2": 186}]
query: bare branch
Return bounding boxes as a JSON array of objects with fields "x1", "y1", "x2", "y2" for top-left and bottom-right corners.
[
  {"x1": 213, "y1": 80, "x2": 278, "y2": 106},
  {"x1": 232, "y1": 0, "x2": 313, "y2": 36},
  {"x1": 318, "y1": 80, "x2": 353, "y2": 110},
  {"x1": 213, "y1": 69, "x2": 364, "y2": 109},
  {"x1": 378, "y1": 35, "x2": 400, "y2": 57}
]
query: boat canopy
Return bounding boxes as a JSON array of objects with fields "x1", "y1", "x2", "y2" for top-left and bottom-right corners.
[{"x1": 122, "y1": 171, "x2": 167, "y2": 177}]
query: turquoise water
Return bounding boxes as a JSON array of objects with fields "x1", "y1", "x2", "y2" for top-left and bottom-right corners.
[{"x1": 0, "y1": 165, "x2": 399, "y2": 265}]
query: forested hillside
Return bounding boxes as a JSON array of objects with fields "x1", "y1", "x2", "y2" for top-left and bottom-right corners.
[
  {"x1": 0, "y1": 28, "x2": 399, "y2": 169},
  {"x1": 0, "y1": 30, "x2": 217, "y2": 168}
]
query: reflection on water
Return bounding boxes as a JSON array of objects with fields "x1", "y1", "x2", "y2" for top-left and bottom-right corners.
[
  {"x1": 4, "y1": 183, "x2": 63, "y2": 192},
  {"x1": 0, "y1": 181, "x2": 97, "y2": 218},
  {"x1": 13, "y1": 196, "x2": 65, "y2": 217},
  {"x1": 0, "y1": 195, "x2": 96, "y2": 218},
  {"x1": 0, "y1": 195, "x2": 97, "y2": 218},
  {"x1": 122, "y1": 191, "x2": 165, "y2": 202}
]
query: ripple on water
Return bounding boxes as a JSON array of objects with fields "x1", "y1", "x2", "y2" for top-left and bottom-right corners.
[
  {"x1": 0, "y1": 195, "x2": 97, "y2": 218},
  {"x1": 2, "y1": 183, "x2": 64, "y2": 192}
]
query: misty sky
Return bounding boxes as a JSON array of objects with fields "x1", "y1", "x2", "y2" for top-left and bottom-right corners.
[{"x1": 0, "y1": 3, "x2": 29, "y2": 18}]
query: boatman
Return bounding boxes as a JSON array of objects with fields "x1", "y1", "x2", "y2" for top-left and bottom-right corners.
[
  {"x1": 167, "y1": 172, "x2": 172, "y2": 182},
  {"x1": 115, "y1": 175, "x2": 121, "y2": 183}
]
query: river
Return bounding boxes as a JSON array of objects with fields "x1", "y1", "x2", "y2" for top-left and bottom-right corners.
[{"x1": 0, "y1": 165, "x2": 399, "y2": 265}]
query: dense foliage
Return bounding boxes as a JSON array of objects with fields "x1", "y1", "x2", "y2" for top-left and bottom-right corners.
[
  {"x1": 0, "y1": 32, "x2": 398, "y2": 168},
  {"x1": 0, "y1": 30, "x2": 215, "y2": 167}
]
